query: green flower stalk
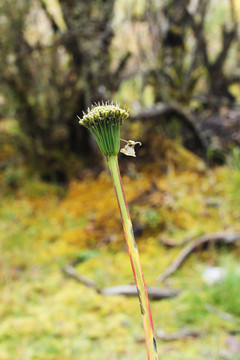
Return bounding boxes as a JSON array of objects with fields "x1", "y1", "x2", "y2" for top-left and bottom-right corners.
[{"x1": 78, "y1": 102, "x2": 158, "y2": 360}]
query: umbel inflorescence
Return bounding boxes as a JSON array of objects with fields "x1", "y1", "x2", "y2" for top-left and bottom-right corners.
[{"x1": 78, "y1": 102, "x2": 129, "y2": 157}]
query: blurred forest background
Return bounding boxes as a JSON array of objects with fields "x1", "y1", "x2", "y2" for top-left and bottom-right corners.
[{"x1": 0, "y1": 0, "x2": 240, "y2": 359}]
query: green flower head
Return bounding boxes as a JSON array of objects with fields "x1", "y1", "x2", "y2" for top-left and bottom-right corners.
[{"x1": 78, "y1": 102, "x2": 129, "y2": 157}]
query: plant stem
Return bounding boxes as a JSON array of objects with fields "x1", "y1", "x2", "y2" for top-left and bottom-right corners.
[{"x1": 107, "y1": 155, "x2": 158, "y2": 360}]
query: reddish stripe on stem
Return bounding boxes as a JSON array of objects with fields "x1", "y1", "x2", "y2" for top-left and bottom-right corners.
[{"x1": 142, "y1": 271, "x2": 155, "y2": 331}]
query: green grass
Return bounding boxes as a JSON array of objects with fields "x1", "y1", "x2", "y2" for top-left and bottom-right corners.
[{"x1": 208, "y1": 267, "x2": 240, "y2": 316}]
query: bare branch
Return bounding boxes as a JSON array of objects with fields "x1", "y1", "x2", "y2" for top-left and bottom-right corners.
[
  {"x1": 156, "y1": 232, "x2": 240, "y2": 283},
  {"x1": 212, "y1": 24, "x2": 238, "y2": 71},
  {"x1": 187, "y1": 0, "x2": 209, "y2": 68},
  {"x1": 101, "y1": 285, "x2": 180, "y2": 300},
  {"x1": 156, "y1": 328, "x2": 202, "y2": 341},
  {"x1": 62, "y1": 265, "x2": 100, "y2": 291},
  {"x1": 131, "y1": 102, "x2": 208, "y2": 156},
  {"x1": 62, "y1": 265, "x2": 180, "y2": 300}
]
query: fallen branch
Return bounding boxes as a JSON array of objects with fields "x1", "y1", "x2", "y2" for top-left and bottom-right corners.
[
  {"x1": 156, "y1": 232, "x2": 240, "y2": 283},
  {"x1": 156, "y1": 328, "x2": 202, "y2": 341},
  {"x1": 62, "y1": 265, "x2": 180, "y2": 300},
  {"x1": 62, "y1": 265, "x2": 100, "y2": 291},
  {"x1": 137, "y1": 328, "x2": 202, "y2": 343},
  {"x1": 205, "y1": 304, "x2": 240, "y2": 325},
  {"x1": 159, "y1": 233, "x2": 194, "y2": 248},
  {"x1": 101, "y1": 285, "x2": 180, "y2": 300}
]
